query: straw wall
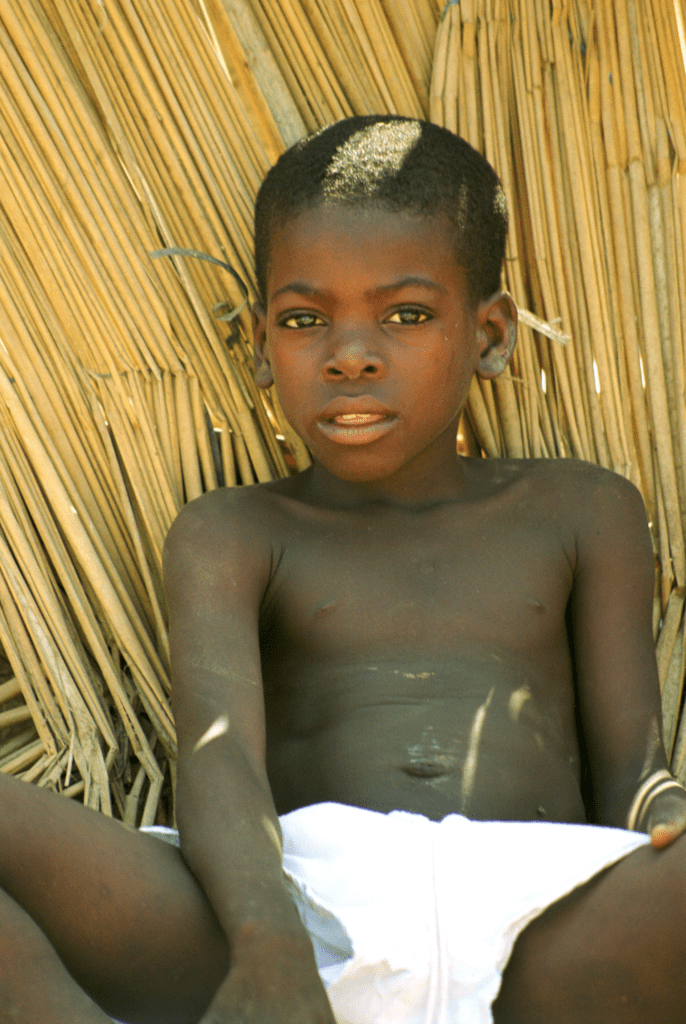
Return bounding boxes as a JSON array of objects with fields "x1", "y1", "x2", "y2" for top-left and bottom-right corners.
[{"x1": 0, "y1": 0, "x2": 683, "y2": 823}]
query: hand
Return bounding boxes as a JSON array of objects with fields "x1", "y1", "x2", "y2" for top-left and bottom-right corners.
[
  {"x1": 199, "y1": 934, "x2": 337, "y2": 1024},
  {"x1": 646, "y1": 785, "x2": 686, "y2": 849}
]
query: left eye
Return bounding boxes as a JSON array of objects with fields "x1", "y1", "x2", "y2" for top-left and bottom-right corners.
[{"x1": 386, "y1": 308, "x2": 431, "y2": 325}]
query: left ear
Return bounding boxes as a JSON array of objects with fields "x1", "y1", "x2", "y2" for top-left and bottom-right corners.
[
  {"x1": 475, "y1": 292, "x2": 518, "y2": 379},
  {"x1": 252, "y1": 301, "x2": 274, "y2": 389}
]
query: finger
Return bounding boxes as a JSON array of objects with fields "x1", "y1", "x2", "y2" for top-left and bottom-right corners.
[
  {"x1": 645, "y1": 793, "x2": 686, "y2": 842},
  {"x1": 650, "y1": 820, "x2": 685, "y2": 848}
]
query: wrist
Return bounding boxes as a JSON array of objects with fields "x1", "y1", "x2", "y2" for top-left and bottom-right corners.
[
  {"x1": 222, "y1": 884, "x2": 309, "y2": 949},
  {"x1": 230, "y1": 915, "x2": 316, "y2": 972},
  {"x1": 626, "y1": 769, "x2": 684, "y2": 831}
]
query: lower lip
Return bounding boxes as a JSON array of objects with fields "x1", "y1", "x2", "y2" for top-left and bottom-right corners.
[{"x1": 316, "y1": 416, "x2": 398, "y2": 446}]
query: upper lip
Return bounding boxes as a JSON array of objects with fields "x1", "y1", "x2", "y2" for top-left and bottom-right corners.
[{"x1": 318, "y1": 397, "x2": 394, "y2": 420}]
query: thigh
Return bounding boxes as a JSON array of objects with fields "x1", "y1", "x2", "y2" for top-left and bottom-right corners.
[
  {"x1": 0, "y1": 772, "x2": 229, "y2": 1024},
  {"x1": 493, "y1": 835, "x2": 686, "y2": 1024}
]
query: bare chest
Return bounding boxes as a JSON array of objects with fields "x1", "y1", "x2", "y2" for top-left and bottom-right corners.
[
  {"x1": 253, "y1": 474, "x2": 585, "y2": 820},
  {"x1": 259, "y1": 503, "x2": 574, "y2": 669}
]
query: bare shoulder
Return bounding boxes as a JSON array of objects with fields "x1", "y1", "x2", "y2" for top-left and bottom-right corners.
[
  {"x1": 525, "y1": 458, "x2": 651, "y2": 544},
  {"x1": 164, "y1": 483, "x2": 284, "y2": 566},
  {"x1": 165, "y1": 482, "x2": 273, "y2": 541},
  {"x1": 470, "y1": 456, "x2": 649, "y2": 529},
  {"x1": 472, "y1": 452, "x2": 641, "y2": 491},
  {"x1": 523, "y1": 456, "x2": 645, "y2": 499}
]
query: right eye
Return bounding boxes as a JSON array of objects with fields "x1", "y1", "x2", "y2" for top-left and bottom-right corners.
[{"x1": 279, "y1": 312, "x2": 325, "y2": 329}]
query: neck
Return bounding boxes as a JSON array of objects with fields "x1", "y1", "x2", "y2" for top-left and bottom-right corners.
[{"x1": 299, "y1": 443, "x2": 472, "y2": 510}]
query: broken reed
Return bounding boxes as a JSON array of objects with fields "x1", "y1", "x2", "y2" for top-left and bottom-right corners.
[{"x1": 0, "y1": 0, "x2": 683, "y2": 822}]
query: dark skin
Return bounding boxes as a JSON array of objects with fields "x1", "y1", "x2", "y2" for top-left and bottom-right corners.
[{"x1": 0, "y1": 205, "x2": 684, "y2": 1024}]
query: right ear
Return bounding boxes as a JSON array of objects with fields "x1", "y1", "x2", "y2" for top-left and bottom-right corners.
[{"x1": 251, "y1": 301, "x2": 274, "y2": 388}]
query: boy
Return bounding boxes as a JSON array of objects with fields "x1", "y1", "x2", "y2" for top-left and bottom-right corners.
[{"x1": 0, "y1": 114, "x2": 685, "y2": 1024}]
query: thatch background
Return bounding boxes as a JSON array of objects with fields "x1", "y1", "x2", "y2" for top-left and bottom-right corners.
[{"x1": 0, "y1": 0, "x2": 683, "y2": 825}]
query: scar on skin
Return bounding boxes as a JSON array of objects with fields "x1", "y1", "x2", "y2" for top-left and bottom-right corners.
[
  {"x1": 380, "y1": 668, "x2": 435, "y2": 679},
  {"x1": 314, "y1": 602, "x2": 337, "y2": 618},
  {"x1": 187, "y1": 656, "x2": 259, "y2": 686},
  {"x1": 508, "y1": 684, "x2": 532, "y2": 722},
  {"x1": 460, "y1": 687, "x2": 495, "y2": 812},
  {"x1": 194, "y1": 714, "x2": 230, "y2": 753}
]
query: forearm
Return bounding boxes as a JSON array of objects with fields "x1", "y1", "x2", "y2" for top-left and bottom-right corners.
[
  {"x1": 589, "y1": 710, "x2": 669, "y2": 829},
  {"x1": 596, "y1": 766, "x2": 667, "y2": 829},
  {"x1": 175, "y1": 740, "x2": 306, "y2": 945},
  {"x1": 595, "y1": 756, "x2": 685, "y2": 836}
]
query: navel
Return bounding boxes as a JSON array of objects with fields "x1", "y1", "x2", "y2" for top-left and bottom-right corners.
[
  {"x1": 402, "y1": 761, "x2": 452, "y2": 779},
  {"x1": 402, "y1": 746, "x2": 458, "y2": 779}
]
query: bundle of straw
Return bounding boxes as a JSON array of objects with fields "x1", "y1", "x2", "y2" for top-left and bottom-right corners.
[
  {"x1": 430, "y1": 0, "x2": 686, "y2": 770},
  {"x1": 0, "y1": 0, "x2": 683, "y2": 824},
  {"x1": 0, "y1": 0, "x2": 439, "y2": 822}
]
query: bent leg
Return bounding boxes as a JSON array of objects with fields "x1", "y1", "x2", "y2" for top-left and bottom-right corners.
[
  {"x1": 493, "y1": 835, "x2": 686, "y2": 1024},
  {"x1": 0, "y1": 772, "x2": 229, "y2": 1024},
  {"x1": 0, "y1": 884, "x2": 114, "y2": 1023}
]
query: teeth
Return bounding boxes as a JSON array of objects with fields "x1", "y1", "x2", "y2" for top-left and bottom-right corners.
[{"x1": 334, "y1": 413, "x2": 384, "y2": 423}]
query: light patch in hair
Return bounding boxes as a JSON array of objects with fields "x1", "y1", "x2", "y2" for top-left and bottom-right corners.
[
  {"x1": 455, "y1": 181, "x2": 469, "y2": 233},
  {"x1": 322, "y1": 120, "x2": 423, "y2": 199},
  {"x1": 194, "y1": 714, "x2": 230, "y2": 753}
]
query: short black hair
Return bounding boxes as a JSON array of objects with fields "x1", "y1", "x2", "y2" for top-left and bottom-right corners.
[{"x1": 254, "y1": 115, "x2": 508, "y2": 307}]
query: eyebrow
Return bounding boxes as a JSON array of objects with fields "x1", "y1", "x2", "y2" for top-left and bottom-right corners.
[{"x1": 269, "y1": 276, "x2": 447, "y2": 303}]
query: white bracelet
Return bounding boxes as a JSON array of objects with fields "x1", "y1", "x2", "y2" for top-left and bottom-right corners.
[{"x1": 626, "y1": 769, "x2": 682, "y2": 832}]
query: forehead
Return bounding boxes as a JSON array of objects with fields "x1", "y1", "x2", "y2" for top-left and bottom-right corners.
[{"x1": 266, "y1": 205, "x2": 469, "y2": 304}]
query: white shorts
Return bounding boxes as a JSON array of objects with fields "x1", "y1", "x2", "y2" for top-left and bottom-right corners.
[{"x1": 141, "y1": 802, "x2": 650, "y2": 1024}]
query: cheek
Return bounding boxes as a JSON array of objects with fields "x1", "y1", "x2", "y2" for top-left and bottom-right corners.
[
  {"x1": 416, "y1": 345, "x2": 461, "y2": 396},
  {"x1": 408, "y1": 346, "x2": 473, "y2": 421},
  {"x1": 269, "y1": 355, "x2": 312, "y2": 425},
  {"x1": 268, "y1": 346, "x2": 295, "y2": 387}
]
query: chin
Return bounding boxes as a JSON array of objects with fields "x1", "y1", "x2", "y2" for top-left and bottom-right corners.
[{"x1": 316, "y1": 455, "x2": 403, "y2": 483}]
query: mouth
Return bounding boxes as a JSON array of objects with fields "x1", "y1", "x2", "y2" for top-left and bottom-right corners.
[
  {"x1": 331, "y1": 412, "x2": 387, "y2": 426},
  {"x1": 316, "y1": 410, "x2": 398, "y2": 445}
]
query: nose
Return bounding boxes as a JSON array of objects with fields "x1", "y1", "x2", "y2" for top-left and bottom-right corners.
[{"x1": 322, "y1": 331, "x2": 385, "y2": 380}]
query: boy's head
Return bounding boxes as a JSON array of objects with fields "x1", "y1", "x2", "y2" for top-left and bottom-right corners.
[{"x1": 254, "y1": 116, "x2": 508, "y2": 308}]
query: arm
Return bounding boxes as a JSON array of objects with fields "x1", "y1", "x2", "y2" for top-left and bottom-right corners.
[
  {"x1": 569, "y1": 467, "x2": 686, "y2": 847},
  {"x1": 163, "y1": 491, "x2": 335, "y2": 1022}
]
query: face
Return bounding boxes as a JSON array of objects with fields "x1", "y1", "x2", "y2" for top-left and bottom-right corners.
[{"x1": 253, "y1": 205, "x2": 515, "y2": 489}]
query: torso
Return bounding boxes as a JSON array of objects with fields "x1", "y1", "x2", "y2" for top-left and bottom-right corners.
[{"x1": 256, "y1": 458, "x2": 588, "y2": 823}]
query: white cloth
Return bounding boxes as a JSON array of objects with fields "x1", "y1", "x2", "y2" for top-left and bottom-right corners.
[
  {"x1": 278, "y1": 802, "x2": 650, "y2": 1024},
  {"x1": 136, "y1": 803, "x2": 650, "y2": 1024}
]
